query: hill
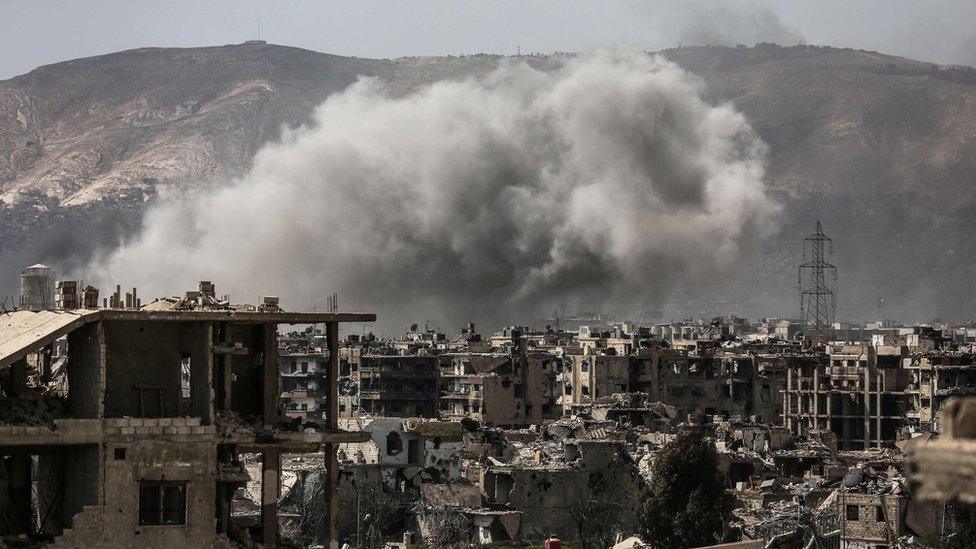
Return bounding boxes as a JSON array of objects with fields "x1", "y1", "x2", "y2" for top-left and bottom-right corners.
[{"x1": 2, "y1": 42, "x2": 975, "y2": 321}]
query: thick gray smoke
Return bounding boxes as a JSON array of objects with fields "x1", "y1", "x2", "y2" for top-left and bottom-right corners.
[
  {"x1": 91, "y1": 51, "x2": 777, "y2": 331},
  {"x1": 631, "y1": 0, "x2": 805, "y2": 48}
]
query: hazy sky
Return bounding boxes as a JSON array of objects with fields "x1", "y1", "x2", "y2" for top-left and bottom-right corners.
[{"x1": 2, "y1": 0, "x2": 975, "y2": 79}]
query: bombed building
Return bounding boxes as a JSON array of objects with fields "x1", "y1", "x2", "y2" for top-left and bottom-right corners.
[
  {"x1": 3, "y1": 264, "x2": 976, "y2": 548},
  {"x1": 0, "y1": 279, "x2": 374, "y2": 547}
]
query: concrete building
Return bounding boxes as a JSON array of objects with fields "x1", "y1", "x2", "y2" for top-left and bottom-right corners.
[
  {"x1": 358, "y1": 355, "x2": 440, "y2": 417},
  {"x1": 784, "y1": 344, "x2": 913, "y2": 450},
  {"x1": 279, "y1": 352, "x2": 328, "y2": 420},
  {"x1": 836, "y1": 491, "x2": 907, "y2": 548},
  {"x1": 904, "y1": 350, "x2": 976, "y2": 432},
  {"x1": 480, "y1": 439, "x2": 640, "y2": 540},
  {"x1": 439, "y1": 353, "x2": 523, "y2": 426},
  {"x1": 0, "y1": 293, "x2": 374, "y2": 547}
]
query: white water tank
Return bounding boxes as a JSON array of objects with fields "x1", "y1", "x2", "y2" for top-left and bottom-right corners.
[{"x1": 20, "y1": 264, "x2": 55, "y2": 311}]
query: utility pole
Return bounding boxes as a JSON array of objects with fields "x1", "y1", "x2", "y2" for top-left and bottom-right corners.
[{"x1": 798, "y1": 220, "x2": 837, "y2": 344}]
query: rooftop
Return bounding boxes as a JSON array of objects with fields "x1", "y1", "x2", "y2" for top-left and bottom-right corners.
[{"x1": 0, "y1": 307, "x2": 375, "y2": 368}]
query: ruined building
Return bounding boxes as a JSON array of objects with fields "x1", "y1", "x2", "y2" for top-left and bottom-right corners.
[
  {"x1": 0, "y1": 282, "x2": 374, "y2": 547},
  {"x1": 358, "y1": 355, "x2": 440, "y2": 417},
  {"x1": 279, "y1": 352, "x2": 328, "y2": 421},
  {"x1": 439, "y1": 330, "x2": 561, "y2": 427}
]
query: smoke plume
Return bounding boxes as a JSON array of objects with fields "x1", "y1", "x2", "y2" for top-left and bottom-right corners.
[
  {"x1": 90, "y1": 51, "x2": 777, "y2": 331},
  {"x1": 630, "y1": 0, "x2": 805, "y2": 49}
]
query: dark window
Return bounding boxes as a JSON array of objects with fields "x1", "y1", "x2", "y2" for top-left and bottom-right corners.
[
  {"x1": 139, "y1": 482, "x2": 187, "y2": 525},
  {"x1": 846, "y1": 505, "x2": 858, "y2": 521},
  {"x1": 386, "y1": 432, "x2": 403, "y2": 455},
  {"x1": 408, "y1": 439, "x2": 423, "y2": 465},
  {"x1": 115, "y1": 448, "x2": 126, "y2": 460},
  {"x1": 876, "y1": 506, "x2": 885, "y2": 522}
]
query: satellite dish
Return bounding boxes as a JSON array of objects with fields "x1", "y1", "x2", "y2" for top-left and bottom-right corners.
[{"x1": 410, "y1": 323, "x2": 418, "y2": 332}]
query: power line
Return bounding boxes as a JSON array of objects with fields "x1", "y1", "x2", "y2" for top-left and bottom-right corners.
[{"x1": 798, "y1": 220, "x2": 837, "y2": 344}]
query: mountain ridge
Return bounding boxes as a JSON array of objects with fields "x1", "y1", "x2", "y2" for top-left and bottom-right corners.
[{"x1": 2, "y1": 42, "x2": 975, "y2": 321}]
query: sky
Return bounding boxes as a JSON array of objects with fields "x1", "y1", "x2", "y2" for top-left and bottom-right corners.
[{"x1": 2, "y1": 0, "x2": 976, "y2": 79}]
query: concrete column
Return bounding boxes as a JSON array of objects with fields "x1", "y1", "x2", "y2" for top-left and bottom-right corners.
[
  {"x1": 9, "y1": 451, "x2": 32, "y2": 534},
  {"x1": 262, "y1": 450, "x2": 281, "y2": 546},
  {"x1": 41, "y1": 345, "x2": 53, "y2": 383},
  {"x1": 222, "y1": 353, "x2": 233, "y2": 410},
  {"x1": 212, "y1": 323, "x2": 234, "y2": 411},
  {"x1": 826, "y1": 381, "x2": 832, "y2": 429},
  {"x1": 864, "y1": 367, "x2": 871, "y2": 450},
  {"x1": 785, "y1": 366, "x2": 793, "y2": 432},
  {"x1": 10, "y1": 357, "x2": 27, "y2": 397},
  {"x1": 216, "y1": 443, "x2": 235, "y2": 535},
  {"x1": 216, "y1": 482, "x2": 232, "y2": 534},
  {"x1": 324, "y1": 321, "x2": 340, "y2": 548},
  {"x1": 876, "y1": 371, "x2": 883, "y2": 448},
  {"x1": 262, "y1": 323, "x2": 279, "y2": 426},
  {"x1": 813, "y1": 364, "x2": 820, "y2": 431},
  {"x1": 186, "y1": 322, "x2": 214, "y2": 423}
]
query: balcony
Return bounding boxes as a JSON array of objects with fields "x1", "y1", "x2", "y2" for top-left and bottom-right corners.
[
  {"x1": 440, "y1": 390, "x2": 482, "y2": 400},
  {"x1": 830, "y1": 366, "x2": 862, "y2": 379},
  {"x1": 359, "y1": 389, "x2": 435, "y2": 401},
  {"x1": 281, "y1": 370, "x2": 323, "y2": 378},
  {"x1": 357, "y1": 368, "x2": 438, "y2": 378},
  {"x1": 281, "y1": 388, "x2": 327, "y2": 399}
]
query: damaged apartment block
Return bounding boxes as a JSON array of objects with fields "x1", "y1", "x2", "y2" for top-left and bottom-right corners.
[{"x1": 0, "y1": 280, "x2": 374, "y2": 547}]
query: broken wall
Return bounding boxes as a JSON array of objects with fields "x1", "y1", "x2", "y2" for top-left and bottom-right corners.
[
  {"x1": 481, "y1": 375, "x2": 522, "y2": 427},
  {"x1": 50, "y1": 440, "x2": 218, "y2": 547}
]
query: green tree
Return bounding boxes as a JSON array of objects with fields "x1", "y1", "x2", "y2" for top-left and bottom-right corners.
[{"x1": 638, "y1": 427, "x2": 733, "y2": 548}]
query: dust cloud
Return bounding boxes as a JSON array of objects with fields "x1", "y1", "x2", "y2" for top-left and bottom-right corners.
[{"x1": 89, "y1": 50, "x2": 778, "y2": 331}]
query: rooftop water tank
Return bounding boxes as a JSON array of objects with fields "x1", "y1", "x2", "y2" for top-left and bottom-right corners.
[{"x1": 20, "y1": 264, "x2": 55, "y2": 311}]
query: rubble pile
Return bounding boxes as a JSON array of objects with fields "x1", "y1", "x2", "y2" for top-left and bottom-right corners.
[
  {"x1": 215, "y1": 410, "x2": 330, "y2": 441},
  {"x1": 0, "y1": 390, "x2": 66, "y2": 427},
  {"x1": 214, "y1": 410, "x2": 256, "y2": 438}
]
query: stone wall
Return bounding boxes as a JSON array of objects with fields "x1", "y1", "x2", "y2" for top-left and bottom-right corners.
[
  {"x1": 67, "y1": 322, "x2": 105, "y2": 419},
  {"x1": 50, "y1": 440, "x2": 218, "y2": 547},
  {"x1": 838, "y1": 492, "x2": 906, "y2": 546}
]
